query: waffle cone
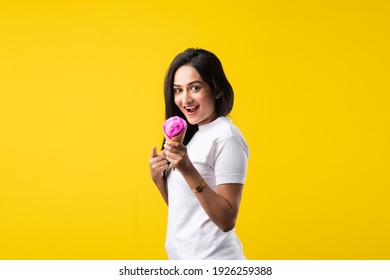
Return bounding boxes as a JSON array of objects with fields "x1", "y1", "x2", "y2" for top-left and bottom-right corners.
[
  {"x1": 163, "y1": 127, "x2": 187, "y2": 144},
  {"x1": 163, "y1": 127, "x2": 187, "y2": 171}
]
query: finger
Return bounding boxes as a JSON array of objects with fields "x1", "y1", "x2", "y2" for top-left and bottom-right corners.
[
  {"x1": 152, "y1": 148, "x2": 166, "y2": 161},
  {"x1": 165, "y1": 152, "x2": 171, "y2": 162},
  {"x1": 166, "y1": 141, "x2": 185, "y2": 150},
  {"x1": 165, "y1": 154, "x2": 177, "y2": 165},
  {"x1": 151, "y1": 161, "x2": 168, "y2": 174},
  {"x1": 155, "y1": 158, "x2": 169, "y2": 168},
  {"x1": 159, "y1": 163, "x2": 168, "y2": 170},
  {"x1": 151, "y1": 152, "x2": 168, "y2": 165},
  {"x1": 150, "y1": 146, "x2": 157, "y2": 158},
  {"x1": 165, "y1": 140, "x2": 179, "y2": 147},
  {"x1": 156, "y1": 167, "x2": 168, "y2": 177},
  {"x1": 163, "y1": 143, "x2": 170, "y2": 151},
  {"x1": 164, "y1": 143, "x2": 180, "y2": 153},
  {"x1": 165, "y1": 147, "x2": 182, "y2": 156},
  {"x1": 155, "y1": 149, "x2": 166, "y2": 160}
]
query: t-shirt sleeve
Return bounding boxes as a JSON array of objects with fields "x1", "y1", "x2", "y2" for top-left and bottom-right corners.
[{"x1": 214, "y1": 135, "x2": 249, "y2": 186}]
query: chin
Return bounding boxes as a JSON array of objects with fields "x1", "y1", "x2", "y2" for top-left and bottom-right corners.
[{"x1": 186, "y1": 119, "x2": 198, "y2": 125}]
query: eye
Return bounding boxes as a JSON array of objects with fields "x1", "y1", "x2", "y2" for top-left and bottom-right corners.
[
  {"x1": 173, "y1": 87, "x2": 182, "y2": 94},
  {"x1": 190, "y1": 85, "x2": 200, "y2": 91}
]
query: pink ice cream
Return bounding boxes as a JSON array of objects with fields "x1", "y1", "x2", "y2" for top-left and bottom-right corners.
[{"x1": 163, "y1": 116, "x2": 187, "y2": 139}]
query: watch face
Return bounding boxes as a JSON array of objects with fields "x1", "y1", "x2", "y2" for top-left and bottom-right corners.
[{"x1": 193, "y1": 180, "x2": 206, "y2": 193}]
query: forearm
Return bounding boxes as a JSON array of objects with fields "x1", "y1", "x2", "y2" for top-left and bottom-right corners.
[
  {"x1": 153, "y1": 178, "x2": 168, "y2": 205},
  {"x1": 180, "y1": 166, "x2": 237, "y2": 232}
]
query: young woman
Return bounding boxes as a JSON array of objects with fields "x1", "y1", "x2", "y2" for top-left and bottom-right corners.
[{"x1": 149, "y1": 48, "x2": 249, "y2": 259}]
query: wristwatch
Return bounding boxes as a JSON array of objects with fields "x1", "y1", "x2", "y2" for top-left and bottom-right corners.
[{"x1": 192, "y1": 179, "x2": 207, "y2": 193}]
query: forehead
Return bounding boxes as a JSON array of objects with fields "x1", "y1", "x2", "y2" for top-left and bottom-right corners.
[{"x1": 173, "y1": 65, "x2": 204, "y2": 85}]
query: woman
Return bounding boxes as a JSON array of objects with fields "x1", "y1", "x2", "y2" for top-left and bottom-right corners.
[{"x1": 149, "y1": 48, "x2": 249, "y2": 259}]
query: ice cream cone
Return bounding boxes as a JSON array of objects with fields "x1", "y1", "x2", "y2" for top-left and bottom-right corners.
[
  {"x1": 163, "y1": 128, "x2": 187, "y2": 171},
  {"x1": 163, "y1": 127, "x2": 187, "y2": 144},
  {"x1": 162, "y1": 116, "x2": 187, "y2": 171}
]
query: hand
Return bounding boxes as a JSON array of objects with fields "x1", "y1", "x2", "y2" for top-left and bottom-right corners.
[
  {"x1": 164, "y1": 140, "x2": 193, "y2": 174},
  {"x1": 149, "y1": 146, "x2": 168, "y2": 182}
]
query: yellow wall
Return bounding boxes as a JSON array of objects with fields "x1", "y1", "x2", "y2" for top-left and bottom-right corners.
[{"x1": 1, "y1": 0, "x2": 389, "y2": 259}]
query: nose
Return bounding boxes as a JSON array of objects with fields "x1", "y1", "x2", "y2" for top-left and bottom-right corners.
[{"x1": 181, "y1": 89, "x2": 193, "y2": 104}]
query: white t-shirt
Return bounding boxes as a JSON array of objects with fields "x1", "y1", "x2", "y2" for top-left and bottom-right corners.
[{"x1": 165, "y1": 117, "x2": 249, "y2": 259}]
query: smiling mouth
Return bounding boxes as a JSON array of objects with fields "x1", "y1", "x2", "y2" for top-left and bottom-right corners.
[{"x1": 185, "y1": 105, "x2": 199, "y2": 114}]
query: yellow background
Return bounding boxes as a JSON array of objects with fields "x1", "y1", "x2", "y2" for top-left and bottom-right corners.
[{"x1": 1, "y1": 0, "x2": 389, "y2": 259}]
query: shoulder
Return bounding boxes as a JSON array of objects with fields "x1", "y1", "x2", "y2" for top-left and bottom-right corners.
[
  {"x1": 208, "y1": 117, "x2": 243, "y2": 137},
  {"x1": 213, "y1": 117, "x2": 249, "y2": 156},
  {"x1": 190, "y1": 117, "x2": 249, "y2": 156}
]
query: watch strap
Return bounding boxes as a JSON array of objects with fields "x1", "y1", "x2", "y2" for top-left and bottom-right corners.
[{"x1": 193, "y1": 179, "x2": 207, "y2": 193}]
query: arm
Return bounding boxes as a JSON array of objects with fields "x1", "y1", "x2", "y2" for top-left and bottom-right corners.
[
  {"x1": 181, "y1": 167, "x2": 243, "y2": 232},
  {"x1": 149, "y1": 146, "x2": 169, "y2": 205},
  {"x1": 164, "y1": 140, "x2": 244, "y2": 232}
]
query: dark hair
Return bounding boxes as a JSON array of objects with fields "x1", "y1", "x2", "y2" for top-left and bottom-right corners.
[{"x1": 163, "y1": 48, "x2": 234, "y2": 146}]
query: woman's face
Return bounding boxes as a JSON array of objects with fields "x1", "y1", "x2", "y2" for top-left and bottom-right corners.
[{"x1": 173, "y1": 65, "x2": 217, "y2": 126}]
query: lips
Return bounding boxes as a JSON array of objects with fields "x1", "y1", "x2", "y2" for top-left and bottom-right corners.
[{"x1": 185, "y1": 105, "x2": 199, "y2": 115}]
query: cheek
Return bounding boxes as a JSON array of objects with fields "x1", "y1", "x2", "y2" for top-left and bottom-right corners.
[
  {"x1": 204, "y1": 95, "x2": 216, "y2": 110},
  {"x1": 174, "y1": 95, "x2": 181, "y2": 107}
]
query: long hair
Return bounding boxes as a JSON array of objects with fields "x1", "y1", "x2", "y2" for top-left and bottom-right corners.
[{"x1": 163, "y1": 48, "x2": 234, "y2": 147}]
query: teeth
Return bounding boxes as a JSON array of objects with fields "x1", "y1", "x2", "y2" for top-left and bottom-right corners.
[{"x1": 185, "y1": 106, "x2": 198, "y2": 113}]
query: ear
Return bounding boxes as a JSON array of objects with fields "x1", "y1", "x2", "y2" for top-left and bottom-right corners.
[{"x1": 215, "y1": 90, "x2": 222, "y2": 99}]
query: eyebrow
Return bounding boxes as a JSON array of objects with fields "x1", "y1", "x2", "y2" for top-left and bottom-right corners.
[{"x1": 173, "y1": 80, "x2": 204, "y2": 87}]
